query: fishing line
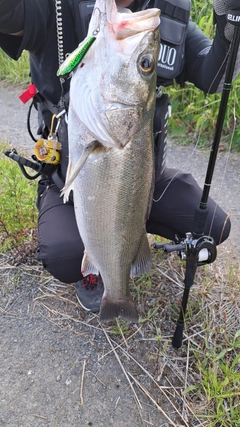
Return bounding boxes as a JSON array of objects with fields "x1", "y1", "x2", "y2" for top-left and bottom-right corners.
[
  {"x1": 205, "y1": 45, "x2": 231, "y2": 94},
  {"x1": 207, "y1": 98, "x2": 237, "y2": 237},
  {"x1": 152, "y1": 127, "x2": 202, "y2": 203}
]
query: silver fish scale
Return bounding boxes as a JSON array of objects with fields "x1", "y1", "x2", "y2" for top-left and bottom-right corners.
[{"x1": 73, "y1": 122, "x2": 154, "y2": 301}]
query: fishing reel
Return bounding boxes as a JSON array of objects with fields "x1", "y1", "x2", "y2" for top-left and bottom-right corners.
[
  {"x1": 154, "y1": 232, "x2": 217, "y2": 267},
  {"x1": 154, "y1": 232, "x2": 217, "y2": 349}
]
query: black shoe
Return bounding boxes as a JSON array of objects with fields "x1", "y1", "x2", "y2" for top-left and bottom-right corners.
[{"x1": 75, "y1": 275, "x2": 104, "y2": 313}]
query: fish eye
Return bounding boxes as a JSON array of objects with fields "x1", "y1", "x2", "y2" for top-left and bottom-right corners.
[{"x1": 138, "y1": 54, "x2": 155, "y2": 76}]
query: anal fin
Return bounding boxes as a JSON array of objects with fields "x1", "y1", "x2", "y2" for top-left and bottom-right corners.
[
  {"x1": 130, "y1": 232, "x2": 152, "y2": 277},
  {"x1": 81, "y1": 251, "x2": 99, "y2": 276}
]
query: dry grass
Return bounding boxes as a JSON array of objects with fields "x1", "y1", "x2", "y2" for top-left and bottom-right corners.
[{"x1": 1, "y1": 241, "x2": 239, "y2": 426}]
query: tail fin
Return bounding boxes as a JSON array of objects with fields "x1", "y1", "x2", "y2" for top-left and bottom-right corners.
[{"x1": 99, "y1": 297, "x2": 138, "y2": 323}]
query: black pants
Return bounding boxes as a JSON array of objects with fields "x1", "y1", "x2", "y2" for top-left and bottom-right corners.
[{"x1": 36, "y1": 167, "x2": 231, "y2": 283}]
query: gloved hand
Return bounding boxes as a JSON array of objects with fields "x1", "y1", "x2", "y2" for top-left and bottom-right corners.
[
  {"x1": 214, "y1": 0, "x2": 240, "y2": 40},
  {"x1": 227, "y1": 0, "x2": 240, "y2": 26},
  {"x1": 0, "y1": 0, "x2": 23, "y2": 16}
]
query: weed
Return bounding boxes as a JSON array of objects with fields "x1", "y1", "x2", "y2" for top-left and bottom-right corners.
[
  {"x1": 0, "y1": 143, "x2": 38, "y2": 251},
  {"x1": 168, "y1": 1, "x2": 240, "y2": 151},
  {"x1": 188, "y1": 327, "x2": 240, "y2": 426},
  {"x1": 0, "y1": 50, "x2": 30, "y2": 86},
  {"x1": 110, "y1": 318, "x2": 133, "y2": 336}
]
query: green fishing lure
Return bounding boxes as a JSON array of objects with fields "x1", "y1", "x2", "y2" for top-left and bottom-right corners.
[{"x1": 57, "y1": 36, "x2": 96, "y2": 78}]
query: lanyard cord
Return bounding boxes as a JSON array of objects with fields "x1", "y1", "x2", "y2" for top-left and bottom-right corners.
[
  {"x1": 55, "y1": 0, "x2": 66, "y2": 105},
  {"x1": 55, "y1": 0, "x2": 65, "y2": 68}
]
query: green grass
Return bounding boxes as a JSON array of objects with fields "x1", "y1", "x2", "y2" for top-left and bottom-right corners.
[
  {"x1": 0, "y1": 50, "x2": 30, "y2": 86},
  {"x1": 167, "y1": 1, "x2": 240, "y2": 151},
  {"x1": 0, "y1": 143, "x2": 38, "y2": 252},
  {"x1": 193, "y1": 329, "x2": 240, "y2": 427}
]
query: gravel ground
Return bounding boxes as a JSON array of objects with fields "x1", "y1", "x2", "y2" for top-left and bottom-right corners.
[
  {"x1": 0, "y1": 81, "x2": 240, "y2": 427},
  {"x1": 0, "y1": 264, "x2": 175, "y2": 427}
]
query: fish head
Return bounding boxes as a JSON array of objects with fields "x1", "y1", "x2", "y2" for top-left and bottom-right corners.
[{"x1": 69, "y1": 0, "x2": 160, "y2": 148}]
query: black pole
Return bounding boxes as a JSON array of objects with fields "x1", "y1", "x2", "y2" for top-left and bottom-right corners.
[
  {"x1": 200, "y1": 27, "x2": 240, "y2": 209},
  {"x1": 172, "y1": 26, "x2": 240, "y2": 349}
]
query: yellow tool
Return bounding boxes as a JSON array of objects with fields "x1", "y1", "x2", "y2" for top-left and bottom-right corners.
[{"x1": 34, "y1": 114, "x2": 62, "y2": 164}]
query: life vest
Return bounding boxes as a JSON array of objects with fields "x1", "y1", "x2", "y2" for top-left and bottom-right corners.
[{"x1": 152, "y1": 0, "x2": 191, "y2": 85}]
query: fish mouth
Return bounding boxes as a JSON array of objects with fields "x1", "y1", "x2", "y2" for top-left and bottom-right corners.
[
  {"x1": 88, "y1": 0, "x2": 160, "y2": 42},
  {"x1": 113, "y1": 9, "x2": 161, "y2": 40},
  {"x1": 106, "y1": 0, "x2": 160, "y2": 39}
]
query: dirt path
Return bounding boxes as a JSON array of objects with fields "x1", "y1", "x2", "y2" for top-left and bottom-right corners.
[
  {"x1": 0, "y1": 81, "x2": 240, "y2": 427},
  {"x1": 1, "y1": 262, "x2": 176, "y2": 427}
]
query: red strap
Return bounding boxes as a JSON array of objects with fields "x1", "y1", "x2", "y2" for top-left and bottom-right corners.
[{"x1": 19, "y1": 84, "x2": 37, "y2": 104}]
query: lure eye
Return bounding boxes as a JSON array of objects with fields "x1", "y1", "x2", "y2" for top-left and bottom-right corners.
[{"x1": 138, "y1": 54, "x2": 155, "y2": 76}]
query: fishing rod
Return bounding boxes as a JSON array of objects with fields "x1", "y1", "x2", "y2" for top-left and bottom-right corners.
[{"x1": 155, "y1": 24, "x2": 240, "y2": 349}]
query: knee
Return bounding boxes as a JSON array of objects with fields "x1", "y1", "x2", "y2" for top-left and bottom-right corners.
[
  {"x1": 42, "y1": 256, "x2": 83, "y2": 284},
  {"x1": 213, "y1": 215, "x2": 231, "y2": 245},
  {"x1": 36, "y1": 184, "x2": 85, "y2": 283},
  {"x1": 36, "y1": 238, "x2": 84, "y2": 283},
  {"x1": 36, "y1": 206, "x2": 85, "y2": 283}
]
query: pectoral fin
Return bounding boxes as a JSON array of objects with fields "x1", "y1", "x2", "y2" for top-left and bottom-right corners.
[{"x1": 61, "y1": 140, "x2": 98, "y2": 202}]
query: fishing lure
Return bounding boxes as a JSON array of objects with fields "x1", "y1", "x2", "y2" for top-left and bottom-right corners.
[{"x1": 57, "y1": 35, "x2": 96, "y2": 78}]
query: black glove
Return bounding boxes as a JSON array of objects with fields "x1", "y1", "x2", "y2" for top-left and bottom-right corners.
[
  {"x1": 0, "y1": 0, "x2": 23, "y2": 16},
  {"x1": 214, "y1": 0, "x2": 240, "y2": 40},
  {"x1": 227, "y1": 0, "x2": 240, "y2": 26}
]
